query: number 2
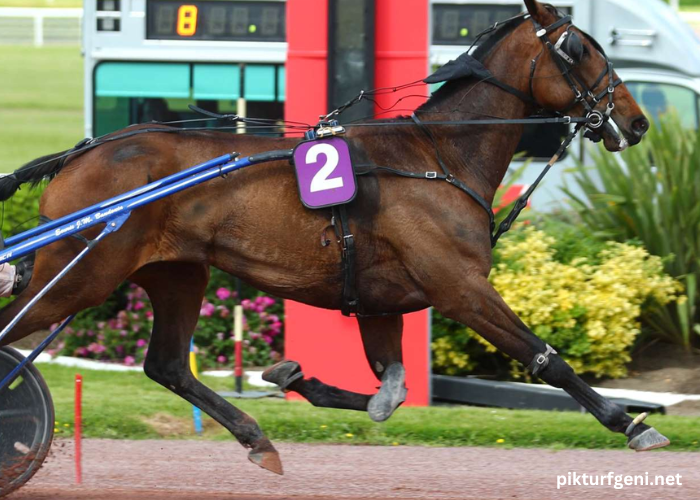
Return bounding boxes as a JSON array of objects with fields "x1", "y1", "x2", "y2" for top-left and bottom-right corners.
[{"x1": 307, "y1": 143, "x2": 344, "y2": 193}]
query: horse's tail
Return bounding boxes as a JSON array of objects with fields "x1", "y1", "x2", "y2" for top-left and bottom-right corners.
[{"x1": 0, "y1": 150, "x2": 70, "y2": 202}]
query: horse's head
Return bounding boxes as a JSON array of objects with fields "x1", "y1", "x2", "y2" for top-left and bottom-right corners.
[{"x1": 522, "y1": 0, "x2": 648, "y2": 151}]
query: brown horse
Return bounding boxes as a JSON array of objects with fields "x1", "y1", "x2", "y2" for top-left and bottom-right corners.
[{"x1": 0, "y1": 0, "x2": 665, "y2": 475}]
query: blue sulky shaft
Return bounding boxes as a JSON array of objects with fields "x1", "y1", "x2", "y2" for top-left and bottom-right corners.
[
  {"x1": 4, "y1": 153, "x2": 235, "y2": 248},
  {"x1": 0, "y1": 149, "x2": 292, "y2": 266}
]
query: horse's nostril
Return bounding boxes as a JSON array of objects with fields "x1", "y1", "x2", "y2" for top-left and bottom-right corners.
[{"x1": 631, "y1": 116, "x2": 650, "y2": 137}]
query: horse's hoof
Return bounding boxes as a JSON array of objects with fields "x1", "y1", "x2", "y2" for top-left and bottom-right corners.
[
  {"x1": 628, "y1": 427, "x2": 670, "y2": 452},
  {"x1": 248, "y1": 448, "x2": 284, "y2": 475},
  {"x1": 248, "y1": 438, "x2": 284, "y2": 475},
  {"x1": 367, "y1": 363, "x2": 407, "y2": 423},
  {"x1": 262, "y1": 360, "x2": 303, "y2": 391}
]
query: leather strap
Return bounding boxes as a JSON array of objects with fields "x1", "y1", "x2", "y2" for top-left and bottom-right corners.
[{"x1": 332, "y1": 205, "x2": 360, "y2": 316}]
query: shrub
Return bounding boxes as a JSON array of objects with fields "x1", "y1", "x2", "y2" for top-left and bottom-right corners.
[
  {"x1": 432, "y1": 226, "x2": 682, "y2": 380},
  {"x1": 563, "y1": 113, "x2": 700, "y2": 349},
  {"x1": 52, "y1": 277, "x2": 284, "y2": 370}
]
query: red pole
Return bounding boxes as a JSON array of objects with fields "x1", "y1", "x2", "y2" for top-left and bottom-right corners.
[{"x1": 75, "y1": 373, "x2": 82, "y2": 485}]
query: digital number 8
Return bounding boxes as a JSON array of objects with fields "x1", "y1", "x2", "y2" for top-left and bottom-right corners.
[{"x1": 177, "y1": 5, "x2": 198, "y2": 37}]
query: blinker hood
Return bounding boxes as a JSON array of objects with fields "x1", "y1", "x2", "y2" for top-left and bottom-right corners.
[{"x1": 423, "y1": 52, "x2": 493, "y2": 84}]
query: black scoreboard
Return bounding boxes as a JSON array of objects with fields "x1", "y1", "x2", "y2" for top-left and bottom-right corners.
[
  {"x1": 146, "y1": 0, "x2": 286, "y2": 42},
  {"x1": 432, "y1": 3, "x2": 571, "y2": 45}
]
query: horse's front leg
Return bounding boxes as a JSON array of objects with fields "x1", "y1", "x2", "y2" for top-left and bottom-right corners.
[
  {"x1": 263, "y1": 314, "x2": 407, "y2": 422},
  {"x1": 430, "y1": 275, "x2": 670, "y2": 451}
]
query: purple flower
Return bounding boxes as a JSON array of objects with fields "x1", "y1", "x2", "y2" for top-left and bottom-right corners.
[
  {"x1": 136, "y1": 339, "x2": 147, "y2": 348},
  {"x1": 216, "y1": 288, "x2": 231, "y2": 301}
]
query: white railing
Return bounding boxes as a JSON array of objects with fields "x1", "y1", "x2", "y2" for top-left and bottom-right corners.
[{"x1": 0, "y1": 7, "x2": 82, "y2": 47}]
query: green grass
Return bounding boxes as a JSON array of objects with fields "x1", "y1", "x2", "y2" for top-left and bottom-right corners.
[
  {"x1": 0, "y1": 1, "x2": 81, "y2": 7},
  {"x1": 41, "y1": 364, "x2": 700, "y2": 451},
  {"x1": 0, "y1": 45, "x2": 83, "y2": 173}
]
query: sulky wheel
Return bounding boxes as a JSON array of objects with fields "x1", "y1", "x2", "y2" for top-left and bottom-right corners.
[{"x1": 0, "y1": 346, "x2": 54, "y2": 498}]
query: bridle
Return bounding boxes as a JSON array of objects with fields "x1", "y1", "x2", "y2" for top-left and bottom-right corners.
[{"x1": 528, "y1": 13, "x2": 622, "y2": 142}]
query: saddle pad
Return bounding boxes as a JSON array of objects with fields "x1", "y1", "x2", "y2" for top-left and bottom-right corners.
[{"x1": 292, "y1": 137, "x2": 357, "y2": 209}]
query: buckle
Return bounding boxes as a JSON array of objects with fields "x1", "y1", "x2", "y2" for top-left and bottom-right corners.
[
  {"x1": 536, "y1": 354, "x2": 547, "y2": 365},
  {"x1": 426, "y1": 171, "x2": 438, "y2": 179},
  {"x1": 563, "y1": 116, "x2": 572, "y2": 125},
  {"x1": 536, "y1": 28, "x2": 547, "y2": 38}
]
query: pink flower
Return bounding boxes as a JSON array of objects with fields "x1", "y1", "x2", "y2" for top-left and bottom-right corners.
[
  {"x1": 217, "y1": 355, "x2": 227, "y2": 364},
  {"x1": 134, "y1": 301, "x2": 145, "y2": 311},
  {"x1": 145, "y1": 311, "x2": 154, "y2": 320},
  {"x1": 241, "y1": 299, "x2": 253, "y2": 310},
  {"x1": 217, "y1": 305, "x2": 230, "y2": 318},
  {"x1": 97, "y1": 321, "x2": 106, "y2": 329},
  {"x1": 200, "y1": 302, "x2": 216, "y2": 317},
  {"x1": 216, "y1": 288, "x2": 231, "y2": 301},
  {"x1": 136, "y1": 339, "x2": 147, "y2": 348},
  {"x1": 124, "y1": 356, "x2": 136, "y2": 366},
  {"x1": 87, "y1": 343, "x2": 106, "y2": 354}
]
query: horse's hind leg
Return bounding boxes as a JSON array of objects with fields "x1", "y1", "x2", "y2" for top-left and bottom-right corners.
[
  {"x1": 132, "y1": 262, "x2": 283, "y2": 475},
  {"x1": 433, "y1": 277, "x2": 669, "y2": 451},
  {"x1": 263, "y1": 315, "x2": 407, "y2": 422}
]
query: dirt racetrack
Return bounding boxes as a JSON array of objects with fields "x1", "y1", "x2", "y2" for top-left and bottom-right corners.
[{"x1": 8, "y1": 439, "x2": 699, "y2": 500}]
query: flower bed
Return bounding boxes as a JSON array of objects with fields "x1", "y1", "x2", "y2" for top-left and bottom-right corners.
[{"x1": 51, "y1": 281, "x2": 284, "y2": 370}]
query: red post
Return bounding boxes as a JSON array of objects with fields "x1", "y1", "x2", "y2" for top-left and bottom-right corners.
[{"x1": 74, "y1": 373, "x2": 82, "y2": 485}]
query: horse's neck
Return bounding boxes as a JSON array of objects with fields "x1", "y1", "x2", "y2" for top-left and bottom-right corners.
[{"x1": 420, "y1": 56, "x2": 531, "y2": 201}]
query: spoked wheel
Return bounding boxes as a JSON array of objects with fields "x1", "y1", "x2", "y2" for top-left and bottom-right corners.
[{"x1": 0, "y1": 346, "x2": 54, "y2": 498}]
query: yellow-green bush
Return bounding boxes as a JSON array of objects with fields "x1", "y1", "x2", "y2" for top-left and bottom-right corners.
[{"x1": 432, "y1": 226, "x2": 683, "y2": 379}]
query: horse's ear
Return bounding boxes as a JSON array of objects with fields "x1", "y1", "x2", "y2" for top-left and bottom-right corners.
[{"x1": 523, "y1": 0, "x2": 548, "y2": 25}]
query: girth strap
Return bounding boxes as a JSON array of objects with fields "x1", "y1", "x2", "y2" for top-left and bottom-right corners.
[{"x1": 332, "y1": 205, "x2": 360, "y2": 316}]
